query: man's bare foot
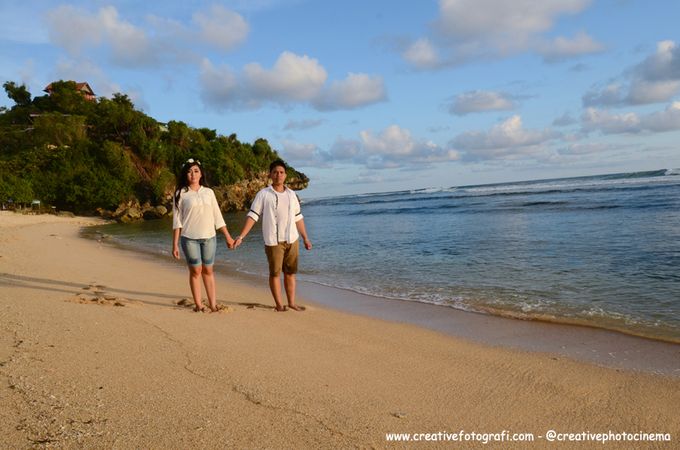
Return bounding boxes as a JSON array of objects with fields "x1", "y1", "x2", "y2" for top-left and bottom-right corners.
[
  {"x1": 274, "y1": 305, "x2": 287, "y2": 312},
  {"x1": 288, "y1": 304, "x2": 306, "y2": 311},
  {"x1": 193, "y1": 305, "x2": 206, "y2": 312}
]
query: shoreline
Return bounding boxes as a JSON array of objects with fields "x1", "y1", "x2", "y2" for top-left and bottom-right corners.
[
  {"x1": 297, "y1": 281, "x2": 680, "y2": 377},
  {"x1": 2, "y1": 211, "x2": 679, "y2": 448},
  {"x1": 82, "y1": 219, "x2": 680, "y2": 376},
  {"x1": 84, "y1": 218, "x2": 680, "y2": 348}
]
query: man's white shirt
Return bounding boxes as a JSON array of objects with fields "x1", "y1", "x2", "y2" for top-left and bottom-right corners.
[{"x1": 247, "y1": 186, "x2": 303, "y2": 246}]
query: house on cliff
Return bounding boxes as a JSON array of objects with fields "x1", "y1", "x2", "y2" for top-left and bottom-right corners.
[{"x1": 43, "y1": 81, "x2": 96, "y2": 101}]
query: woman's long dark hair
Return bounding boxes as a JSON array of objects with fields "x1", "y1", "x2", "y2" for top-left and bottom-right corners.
[{"x1": 174, "y1": 161, "x2": 206, "y2": 208}]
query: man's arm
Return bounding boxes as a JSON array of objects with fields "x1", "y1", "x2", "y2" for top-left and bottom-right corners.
[
  {"x1": 233, "y1": 217, "x2": 256, "y2": 249},
  {"x1": 296, "y1": 219, "x2": 312, "y2": 250}
]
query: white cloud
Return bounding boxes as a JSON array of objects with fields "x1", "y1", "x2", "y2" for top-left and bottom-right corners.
[
  {"x1": 314, "y1": 73, "x2": 387, "y2": 110},
  {"x1": 354, "y1": 172, "x2": 385, "y2": 184},
  {"x1": 402, "y1": 38, "x2": 441, "y2": 69},
  {"x1": 360, "y1": 125, "x2": 417, "y2": 156},
  {"x1": 199, "y1": 59, "x2": 240, "y2": 108},
  {"x1": 557, "y1": 142, "x2": 618, "y2": 155},
  {"x1": 101, "y1": 8, "x2": 155, "y2": 67},
  {"x1": 584, "y1": 40, "x2": 680, "y2": 107},
  {"x1": 582, "y1": 83, "x2": 625, "y2": 107},
  {"x1": 328, "y1": 125, "x2": 459, "y2": 169},
  {"x1": 52, "y1": 57, "x2": 149, "y2": 109},
  {"x1": 200, "y1": 52, "x2": 386, "y2": 111},
  {"x1": 329, "y1": 138, "x2": 362, "y2": 160},
  {"x1": 452, "y1": 115, "x2": 559, "y2": 161},
  {"x1": 635, "y1": 40, "x2": 680, "y2": 82},
  {"x1": 450, "y1": 90, "x2": 516, "y2": 115},
  {"x1": 536, "y1": 31, "x2": 604, "y2": 63},
  {"x1": 403, "y1": 0, "x2": 596, "y2": 68},
  {"x1": 552, "y1": 112, "x2": 577, "y2": 126},
  {"x1": 642, "y1": 101, "x2": 680, "y2": 131},
  {"x1": 53, "y1": 58, "x2": 119, "y2": 96},
  {"x1": 581, "y1": 103, "x2": 680, "y2": 134},
  {"x1": 581, "y1": 107, "x2": 641, "y2": 134},
  {"x1": 436, "y1": 0, "x2": 589, "y2": 44},
  {"x1": 279, "y1": 139, "x2": 344, "y2": 169},
  {"x1": 627, "y1": 41, "x2": 680, "y2": 104},
  {"x1": 627, "y1": 79, "x2": 680, "y2": 105},
  {"x1": 282, "y1": 140, "x2": 318, "y2": 159},
  {"x1": 280, "y1": 140, "x2": 331, "y2": 168},
  {"x1": 46, "y1": 5, "x2": 156, "y2": 67},
  {"x1": 454, "y1": 115, "x2": 557, "y2": 149},
  {"x1": 216, "y1": 128, "x2": 455, "y2": 174},
  {"x1": 45, "y1": 5, "x2": 104, "y2": 54},
  {"x1": 45, "y1": 5, "x2": 248, "y2": 69},
  {"x1": 193, "y1": 5, "x2": 249, "y2": 51},
  {"x1": 244, "y1": 52, "x2": 327, "y2": 102}
]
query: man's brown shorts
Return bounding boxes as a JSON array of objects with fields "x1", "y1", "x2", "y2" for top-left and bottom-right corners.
[{"x1": 264, "y1": 240, "x2": 299, "y2": 276}]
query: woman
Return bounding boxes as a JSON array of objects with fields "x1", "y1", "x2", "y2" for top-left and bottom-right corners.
[{"x1": 172, "y1": 158, "x2": 235, "y2": 312}]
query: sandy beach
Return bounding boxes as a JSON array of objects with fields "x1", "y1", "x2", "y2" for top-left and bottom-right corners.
[{"x1": 0, "y1": 211, "x2": 678, "y2": 449}]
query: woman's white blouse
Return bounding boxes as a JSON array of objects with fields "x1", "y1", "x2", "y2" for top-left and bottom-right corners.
[{"x1": 172, "y1": 186, "x2": 226, "y2": 239}]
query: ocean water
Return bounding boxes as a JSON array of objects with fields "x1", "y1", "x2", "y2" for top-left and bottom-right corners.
[{"x1": 87, "y1": 169, "x2": 680, "y2": 342}]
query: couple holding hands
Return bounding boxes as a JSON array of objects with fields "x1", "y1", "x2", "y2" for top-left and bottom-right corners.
[{"x1": 172, "y1": 159, "x2": 312, "y2": 313}]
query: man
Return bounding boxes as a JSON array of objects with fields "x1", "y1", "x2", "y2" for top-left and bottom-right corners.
[{"x1": 234, "y1": 160, "x2": 312, "y2": 311}]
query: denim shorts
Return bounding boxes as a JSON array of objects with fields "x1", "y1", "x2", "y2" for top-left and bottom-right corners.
[{"x1": 180, "y1": 236, "x2": 217, "y2": 267}]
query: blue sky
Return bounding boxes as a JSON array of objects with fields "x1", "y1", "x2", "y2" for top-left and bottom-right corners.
[{"x1": 2, "y1": 0, "x2": 680, "y2": 198}]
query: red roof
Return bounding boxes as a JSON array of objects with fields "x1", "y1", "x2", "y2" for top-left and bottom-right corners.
[{"x1": 43, "y1": 81, "x2": 96, "y2": 98}]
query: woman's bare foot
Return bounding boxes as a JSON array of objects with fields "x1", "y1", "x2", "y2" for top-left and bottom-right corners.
[
  {"x1": 274, "y1": 305, "x2": 287, "y2": 312},
  {"x1": 287, "y1": 304, "x2": 305, "y2": 311},
  {"x1": 193, "y1": 305, "x2": 206, "y2": 312}
]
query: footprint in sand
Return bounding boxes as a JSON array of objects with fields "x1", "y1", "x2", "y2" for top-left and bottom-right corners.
[
  {"x1": 81, "y1": 283, "x2": 107, "y2": 292},
  {"x1": 70, "y1": 285, "x2": 127, "y2": 307},
  {"x1": 67, "y1": 294, "x2": 128, "y2": 307},
  {"x1": 239, "y1": 302, "x2": 273, "y2": 310},
  {"x1": 239, "y1": 302, "x2": 307, "y2": 312}
]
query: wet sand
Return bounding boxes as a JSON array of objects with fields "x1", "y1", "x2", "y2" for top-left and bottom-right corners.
[
  {"x1": 297, "y1": 282, "x2": 680, "y2": 376},
  {"x1": 1, "y1": 211, "x2": 678, "y2": 448}
]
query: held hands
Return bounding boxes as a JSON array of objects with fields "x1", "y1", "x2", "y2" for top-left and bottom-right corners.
[
  {"x1": 233, "y1": 236, "x2": 244, "y2": 249},
  {"x1": 226, "y1": 236, "x2": 235, "y2": 249}
]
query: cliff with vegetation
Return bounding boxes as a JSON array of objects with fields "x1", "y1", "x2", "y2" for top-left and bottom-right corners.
[{"x1": 0, "y1": 80, "x2": 308, "y2": 220}]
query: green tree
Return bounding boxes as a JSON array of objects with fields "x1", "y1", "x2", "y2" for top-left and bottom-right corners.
[
  {"x1": 32, "y1": 113, "x2": 88, "y2": 147},
  {"x1": 0, "y1": 79, "x2": 307, "y2": 214},
  {"x1": 2, "y1": 81, "x2": 32, "y2": 106},
  {"x1": 0, "y1": 173, "x2": 33, "y2": 203},
  {"x1": 41, "y1": 80, "x2": 93, "y2": 115}
]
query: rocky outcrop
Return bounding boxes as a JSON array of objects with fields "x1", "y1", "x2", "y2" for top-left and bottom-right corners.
[
  {"x1": 215, "y1": 172, "x2": 309, "y2": 212},
  {"x1": 100, "y1": 171, "x2": 309, "y2": 222},
  {"x1": 286, "y1": 175, "x2": 309, "y2": 191},
  {"x1": 110, "y1": 200, "x2": 143, "y2": 223},
  {"x1": 213, "y1": 173, "x2": 268, "y2": 212},
  {"x1": 142, "y1": 204, "x2": 168, "y2": 220}
]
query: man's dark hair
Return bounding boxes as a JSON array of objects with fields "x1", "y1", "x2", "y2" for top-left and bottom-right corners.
[{"x1": 269, "y1": 159, "x2": 287, "y2": 172}]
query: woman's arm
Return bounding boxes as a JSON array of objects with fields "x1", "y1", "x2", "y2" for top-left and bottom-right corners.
[{"x1": 172, "y1": 228, "x2": 181, "y2": 259}]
